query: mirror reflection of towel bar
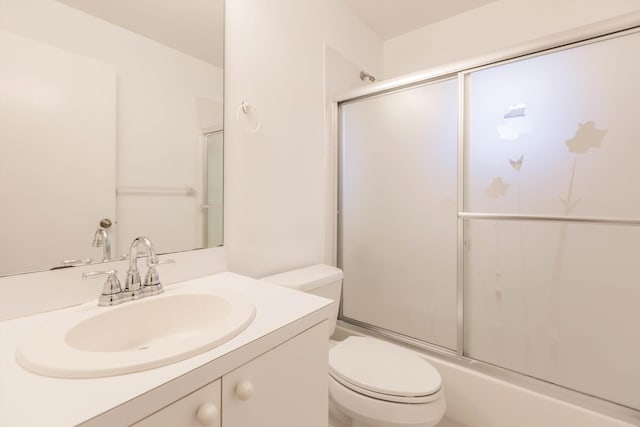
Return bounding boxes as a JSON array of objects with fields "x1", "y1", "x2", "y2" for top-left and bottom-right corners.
[{"x1": 116, "y1": 186, "x2": 196, "y2": 196}]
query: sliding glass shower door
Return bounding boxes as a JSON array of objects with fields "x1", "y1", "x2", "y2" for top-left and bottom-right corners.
[
  {"x1": 203, "y1": 130, "x2": 223, "y2": 247},
  {"x1": 339, "y1": 27, "x2": 640, "y2": 411},
  {"x1": 463, "y1": 29, "x2": 640, "y2": 410},
  {"x1": 340, "y1": 78, "x2": 459, "y2": 350}
]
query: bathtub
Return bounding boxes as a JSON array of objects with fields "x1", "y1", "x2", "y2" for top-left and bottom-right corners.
[{"x1": 334, "y1": 324, "x2": 638, "y2": 427}]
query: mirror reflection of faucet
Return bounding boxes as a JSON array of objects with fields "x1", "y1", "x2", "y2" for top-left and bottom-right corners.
[
  {"x1": 82, "y1": 237, "x2": 174, "y2": 306},
  {"x1": 60, "y1": 258, "x2": 93, "y2": 267},
  {"x1": 92, "y1": 227, "x2": 112, "y2": 262}
]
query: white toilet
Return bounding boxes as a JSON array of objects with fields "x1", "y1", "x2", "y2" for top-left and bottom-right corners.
[{"x1": 261, "y1": 264, "x2": 446, "y2": 427}]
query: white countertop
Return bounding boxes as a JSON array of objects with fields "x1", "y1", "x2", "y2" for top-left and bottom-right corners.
[{"x1": 0, "y1": 272, "x2": 332, "y2": 426}]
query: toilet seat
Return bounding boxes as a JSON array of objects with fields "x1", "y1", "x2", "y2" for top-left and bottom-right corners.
[{"x1": 329, "y1": 337, "x2": 442, "y2": 404}]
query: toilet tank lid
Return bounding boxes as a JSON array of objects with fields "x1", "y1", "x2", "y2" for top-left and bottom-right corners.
[{"x1": 260, "y1": 264, "x2": 343, "y2": 291}]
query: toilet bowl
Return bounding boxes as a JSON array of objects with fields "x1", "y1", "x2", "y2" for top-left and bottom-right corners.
[{"x1": 261, "y1": 265, "x2": 446, "y2": 427}]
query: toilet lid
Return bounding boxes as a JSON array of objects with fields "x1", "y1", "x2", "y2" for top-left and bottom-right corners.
[{"x1": 329, "y1": 337, "x2": 441, "y2": 402}]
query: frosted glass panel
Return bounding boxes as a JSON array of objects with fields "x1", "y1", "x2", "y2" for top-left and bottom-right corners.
[
  {"x1": 340, "y1": 79, "x2": 458, "y2": 350},
  {"x1": 205, "y1": 131, "x2": 223, "y2": 247},
  {"x1": 466, "y1": 31, "x2": 640, "y2": 218},
  {"x1": 464, "y1": 219, "x2": 640, "y2": 410}
]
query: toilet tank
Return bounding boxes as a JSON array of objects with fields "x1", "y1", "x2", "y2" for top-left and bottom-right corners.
[{"x1": 261, "y1": 264, "x2": 343, "y2": 336}]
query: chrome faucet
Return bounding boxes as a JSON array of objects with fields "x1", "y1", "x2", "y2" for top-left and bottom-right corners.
[
  {"x1": 92, "y1": 228, "x2": 112, "y2": 262},
  {"x1": 125, "y1": 236, "x2": 174, "y2": 299},
  {"x1": 83, "y1": 237, "x2": 173, "y2": 306}
]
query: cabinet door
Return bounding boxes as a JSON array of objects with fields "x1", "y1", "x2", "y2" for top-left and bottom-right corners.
[
  {"x1": 132, "y1": 379, "x2": 221, "y2": 427},
  {"x1": 222, "y1": 322, "x2": 328, "y2": 427}
]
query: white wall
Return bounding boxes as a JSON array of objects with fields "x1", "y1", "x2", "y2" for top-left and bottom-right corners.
[
  {"x1": 0, "y1": 0, "x2": 223, "y2": 259},
  {"x1": 224, "y1": 0, "x2": 383, "y2": 278},
  {"x1": 383, "y1": 0, "x2": 640, "y2": 78}
]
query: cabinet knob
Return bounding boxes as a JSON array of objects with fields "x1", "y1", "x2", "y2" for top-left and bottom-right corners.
[
  {"x1": 195, "y1": 402, "x2": 218, "y2": 426},
  {"x1": 235, "y1": 380, "x2": 254, "y2": 400}
]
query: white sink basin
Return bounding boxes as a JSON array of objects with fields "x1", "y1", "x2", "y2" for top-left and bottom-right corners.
[{"x1": 16, "y1": 289, "x2": 255, "y2": 378}]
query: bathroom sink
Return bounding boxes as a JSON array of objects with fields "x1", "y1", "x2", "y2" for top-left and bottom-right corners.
[{"x1": 16, "y1": 290, "x2": 256, "y2": 378}]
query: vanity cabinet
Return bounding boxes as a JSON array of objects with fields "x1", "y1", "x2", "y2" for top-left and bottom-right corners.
[
  {"x1": 132, "y1": 380, "x2": 222, "y2": 427},
  {"x1": 0, "y1": 273, "x2": 332, "y2": 427},
  {"x1": 132, "y1": 322, "x2": 328, "y2": 427},
  {"x1": 222, "y1": 320, "x2": 327, "y2": 427}
]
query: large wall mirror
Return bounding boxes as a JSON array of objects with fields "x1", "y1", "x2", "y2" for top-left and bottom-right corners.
[{"x1": 0, "y1": 0, "x2": 224, "y2": 277}]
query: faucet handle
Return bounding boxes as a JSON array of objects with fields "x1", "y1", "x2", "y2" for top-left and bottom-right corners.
[
  {"x1": 143, "y1": 258, "x2": 174, "y2": 296},
  {"x1": 147, "y1": 258, "x2": 175, "y2": 267},
  {"x1": 120, "y1": 252, "x2": 151, "y2": 260},
  {"x1": 82, "y1": 269, "x2": 124, "y2": 307}
]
